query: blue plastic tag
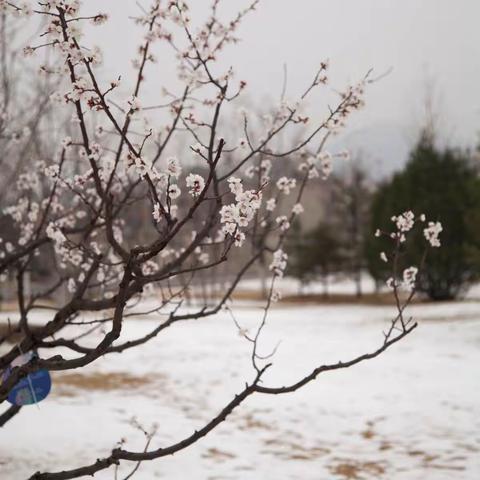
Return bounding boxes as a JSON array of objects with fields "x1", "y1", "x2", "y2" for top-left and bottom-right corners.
[{"x1": 2, "y1": 352, "x2": 51, "y2": 406}]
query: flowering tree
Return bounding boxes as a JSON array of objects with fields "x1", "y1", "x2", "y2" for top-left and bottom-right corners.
[
  {"x1": 0, "y1": 7, "x2": 60, "y2": 199},
  {"x1": 0, "y1": 1, "x2": 442, "y2": 478}
]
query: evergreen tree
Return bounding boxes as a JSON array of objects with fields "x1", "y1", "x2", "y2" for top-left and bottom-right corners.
[{"x1": 365, "y1": 136, "x2": 480, "y2": 300}]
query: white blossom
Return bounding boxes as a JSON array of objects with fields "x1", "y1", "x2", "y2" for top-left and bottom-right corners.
[
  {"x1": 152, "y1": 203, "x2": 162, "y2": 222},
  {"x1": 317, "y1": 151, "x2": 332, "y2": 179},
  {"x1": 269, "y1": 249, "x2": 288, "y2": 277},
  {"x1": 402, "y1": 266, "x2": 418, "y2": 291},
  {"x1": 266, "y1": 198, "x2": 276, "y2": 212},
  {"x1": 166, "y1": 157, "x2": 182, "y2": 178},
  {"x1": 276, "y1": 177, "x2": 296, "y2": 195},
  {"x1": 292, "y1": 203, "x2": 304, "y2": 215},
  {"x1": 299, "y1": 156, "x2": 319, "y2": 179},
  {"x1": 46, "y1": 222, "x2": 66, "y2": 245},
  {"x1": 393, "y1": 211, "x2": 415, "y2": 232},
  {"x1": 61, "y1": 136, "x2": 73, "y2": 149},
  {"x1": 67, "y1": 278, "x2": 76, "y2": 293},
  {"x1": 186, "y1": 174, "x2": 205, "y2": 197},
  {"x1": 271, "y1": 290, "x2": 282, "y2": 303},
  {"x1": 128, "y1": 95, "x2": 142, "y2": 113},
  {"x1": 276, "y1": 215, "x2": 290, "y2": 231},
  {"x1": 424, "y1": 221, "x2": 442, "y2": 247},
  {"x1": 228, "y1": 177, "x2": 243, "y2": 196},
  {"x1": 89, "y1": 143, "x2": 103, "y2": 161},
  {"x1": 233, "y1": 231, "x2": 245, "y2": 247},
  {"x1": 167, "y1": 184, "x2": 181, "y2": 199},
  {"x1": 198, "y1": 252, "x2": 210, "y2": 264}
]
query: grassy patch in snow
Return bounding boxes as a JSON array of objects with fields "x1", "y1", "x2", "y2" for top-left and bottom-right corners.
[{"x1": 53, "y1": 371, "x2": 154, "y2": 397}]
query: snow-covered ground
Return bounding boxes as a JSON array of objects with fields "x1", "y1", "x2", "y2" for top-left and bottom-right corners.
[
  {"x1": 236, "y1": 273, "x2": 378, "y2": 296},
  {"x1": 1, "y1": 299, "x2": 480, "y2": 479},
  {"x1": 237, "y1": 274, "x2": 480, "y2": 300}
]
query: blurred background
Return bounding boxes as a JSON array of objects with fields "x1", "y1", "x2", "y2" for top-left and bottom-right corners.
[{"x1": 1, "y1": 1, "x2": 480, "y2": 479}]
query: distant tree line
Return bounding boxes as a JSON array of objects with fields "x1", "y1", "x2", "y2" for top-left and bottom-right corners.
[{"x1": 287, "y1": 134, "x2": 480, "y2": 301}]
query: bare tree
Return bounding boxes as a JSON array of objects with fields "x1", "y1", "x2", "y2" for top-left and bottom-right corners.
[
  {"x1": 0, "y1": 8, "x2": 63, "y2": 200},
  {"x1": 0, "y1": 2, "x2": 442, "y2": 479}
]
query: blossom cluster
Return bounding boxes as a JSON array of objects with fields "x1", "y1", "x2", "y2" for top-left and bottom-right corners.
[
  {"x1": 378, "y1": 211, "x2": 443, "y2": 293},
  {"x1": 219, "y1": 178, "x2": 262, "y2": 247},
  {"x1": 377, "y1": 211, "x2": 442, "y2": 248},
  {"x1": 245, "y1": 159, "x2": 272, "y2": 184},
  {"x1": 276, "y1": 177, "x2": 296, "y2": 195},
  {"x1": 298, "y1": 149, "x2": 348, "y2": 181},
  {"x1": 423, "y1": 221, "x2": 442, "y2": 248},
  {"x1": 269, "y1": 249, "x2": 288, "y2": 277}
]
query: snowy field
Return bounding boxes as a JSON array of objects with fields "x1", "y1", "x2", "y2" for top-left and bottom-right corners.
[{"x1": 1, "y1": 297, "x2": 480, "y2": 479}]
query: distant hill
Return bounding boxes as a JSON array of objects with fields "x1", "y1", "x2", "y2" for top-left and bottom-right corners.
[{"x1": 331, "y1": 121, "x2": 414, "y2": 180}]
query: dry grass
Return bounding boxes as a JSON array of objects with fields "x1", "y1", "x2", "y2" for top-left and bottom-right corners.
[
  {"x1": 261, "y1": 437, "x2": 331, "y2": 461},
  {"x1": 0, "y1": 323, "x2": 45, "y2": 344},
  {"x1": 231, "y1": 290, "x2": 419, "y2": 305},
  {"x1": 0, "y1": 299, "x2": 55, "y2": 312},
  {"x1": 329, "y1": 459, "x2": 387, "y2": 479},
  {"x1": 280, "y1": 292, "x2": 402, "y2": 305},
  {"x1": 53, "y1": 371, "x2": 153, "y2": 397},
  {"x1": 237, "y1": 412, "x2": 273, "y2": 431},
  {"x1": 202, "y1": 448, "x2": 237, "y2": 462}
]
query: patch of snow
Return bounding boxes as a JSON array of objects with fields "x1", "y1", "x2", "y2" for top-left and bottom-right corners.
[{"x1": 1, "y1": 302, "x2": 479, "y2": 479}]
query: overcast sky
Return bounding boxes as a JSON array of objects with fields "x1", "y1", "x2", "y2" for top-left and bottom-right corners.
[{"x1": 82, "y1": 0, "x2": 480, "y2": 175}]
